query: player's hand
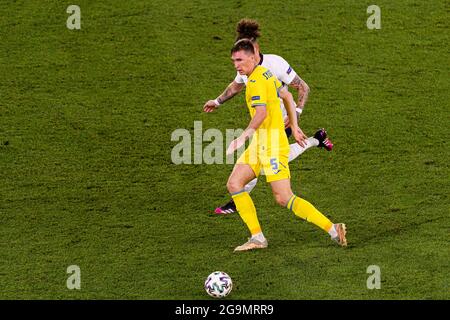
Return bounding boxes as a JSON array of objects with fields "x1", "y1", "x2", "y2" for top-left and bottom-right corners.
[
  {"x1": 226, "y1": 137, "x2": 245, "y2": 155},
  {"x1": 293, "y1": 126, "x2": 308, "y2": 148},
  {"x1": 203, "y1": 100, "x2": 219, "y2": 113}
]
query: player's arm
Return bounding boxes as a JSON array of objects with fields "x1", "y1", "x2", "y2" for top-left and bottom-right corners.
[
  {"x1": 288, "y1": 74, "x2": 310, "y2": 113},
  {"x1": 226, "y1": 78, "x2": 267, "y2": 154},
  {"x1": 279, "y1": 86, "x2": 307, "y2": 147},
  {"x1": 226, "y1": 106, "x2": 266, "y2": 155},
  {"x1": 203, "y1": 81, "x2": 245, "y2": 112},
  {"x1": 242, "y1": 106, "x2": 267, "y2": 139},
  {"x1": 275, "y1": 55, "x2": 310, "y2": 113},
  {"x1": 281, "y1": 89, "x2": 296, "y2": 128}
]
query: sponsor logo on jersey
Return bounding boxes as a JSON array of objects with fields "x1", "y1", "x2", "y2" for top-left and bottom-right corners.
[
  {"x1": 249, "y1": 79, "x2": 256, "y2": 83},
  {"x1": 251, "y1": 96, "x2": 260, "y2": 101},
  {"x1": 287, "y1": 66, "x2": 292, "y2": 74}
]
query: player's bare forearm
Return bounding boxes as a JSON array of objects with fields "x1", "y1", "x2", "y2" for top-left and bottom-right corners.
[
  {"x1": 242, "y1": 106, "x2": 267, "y2": 140},
  {"x1": 203, "y1": 81, "x2": 244, "y2": 112},
  {"x1": 217, "y1": 81, "x2": 244, "y2": 104},
  {"x1": 289, "y1": 75, "x2": 310, "y2": 109},
  {"x1": 227, "y1": 106, "x2": 266, "y2": 155},
  {"x1": 279, "y1": 87, "x2": 298, "y2": 130},
  {"x1": 280, "y1": 87, "x2": 307, "y2": 147}
]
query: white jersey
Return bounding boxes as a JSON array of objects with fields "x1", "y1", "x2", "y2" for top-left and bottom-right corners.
[{"x1": 234, "y1": 54, "x2": 298, "y2": 117}]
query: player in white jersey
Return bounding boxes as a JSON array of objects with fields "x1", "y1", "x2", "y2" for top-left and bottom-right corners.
[
  {"x1": 235, "y1": 52, "x2": 308, "y2": 122},
  {"x1": 203, "y1": 19, "x2": 333, "y2": 215}
]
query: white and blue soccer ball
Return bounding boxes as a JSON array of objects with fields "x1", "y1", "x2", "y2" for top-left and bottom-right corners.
[{"x1": 204, "y1": 271, "x2": 233, "y2": 298}]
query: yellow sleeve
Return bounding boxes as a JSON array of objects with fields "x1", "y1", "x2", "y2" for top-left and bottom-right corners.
[{"x1": 247, "y1": 78, "x2": 267, "y2": 108}]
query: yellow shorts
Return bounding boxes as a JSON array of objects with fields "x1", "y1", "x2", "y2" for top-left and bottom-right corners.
[{"x1": 236, "y1": 144, "x2": 290, "y2": 183}]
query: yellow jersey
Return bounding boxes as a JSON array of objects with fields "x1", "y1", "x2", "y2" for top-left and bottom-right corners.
[{"x1": 245, "y1": 65, "x2": 289, "y2": 153}]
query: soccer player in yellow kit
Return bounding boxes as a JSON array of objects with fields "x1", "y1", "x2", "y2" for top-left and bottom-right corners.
[
  {"x1": 205, "y1": 19, "x2": 333, "y2": 215},
  {"x1": 224, "y1": 39, "x2": 347, "y2": 251}
]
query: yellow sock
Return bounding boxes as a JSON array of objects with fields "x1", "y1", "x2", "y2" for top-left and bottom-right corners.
[
  {"x1": 231, "y1": 190, "x2": 261, "y2": 235},
  {"x1": 287, "y1": 195, "x2": 333, "y2": 233}
]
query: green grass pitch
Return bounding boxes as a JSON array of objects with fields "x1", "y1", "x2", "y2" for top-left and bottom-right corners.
[{"x1": 0, "y1": 0, "x2": 448, "y2": 299}]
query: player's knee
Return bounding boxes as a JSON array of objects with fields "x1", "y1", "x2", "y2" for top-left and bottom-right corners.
[
  {"x1": 274, "y1": 193, "x2": 290, "y2": 207},
  {"x1": 227, "y1": 179, "x2": 243, "y2": 194}
]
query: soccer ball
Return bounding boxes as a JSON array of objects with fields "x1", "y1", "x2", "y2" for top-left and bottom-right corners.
[{"x1": 204, "y1": 271, "x2": 233, "y2": 298}]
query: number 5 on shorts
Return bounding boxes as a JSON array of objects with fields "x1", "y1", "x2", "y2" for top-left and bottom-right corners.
[{"x1": 270, "y1": 158, "x2": 280, "y2": 173}]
